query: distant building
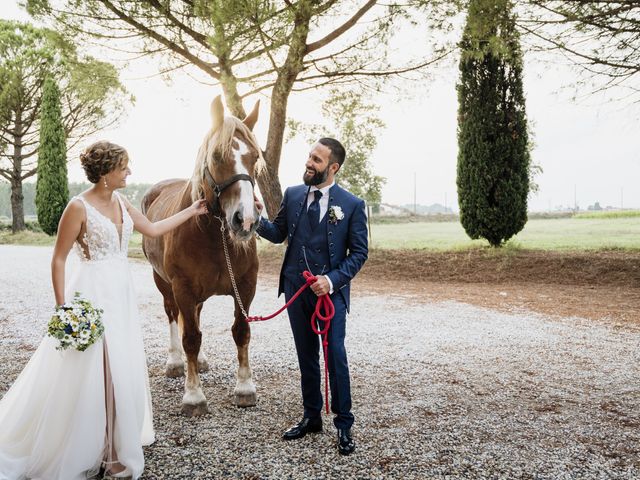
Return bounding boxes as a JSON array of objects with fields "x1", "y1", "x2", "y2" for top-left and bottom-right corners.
[
  {"x1": 377, "y1": 203, "x2": 412, "y2": 216},
  {"x1": 400, "y1": 203, "x2": 454, "y2": 215},
  {"x1": 375, "y1": 203, "x2": 455, "y2": 217}
]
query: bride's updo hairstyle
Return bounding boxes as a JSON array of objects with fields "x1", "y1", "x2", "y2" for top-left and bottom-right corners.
[{"x1": 80, "y1": 141, "x2": 129, "y2": 184}]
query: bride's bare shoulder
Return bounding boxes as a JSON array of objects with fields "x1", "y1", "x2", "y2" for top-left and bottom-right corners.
[
  {"x1": 66, "y1": 196, "x2": 85, "y2": 210},
  {"x1": 61, "y1": 197, "x2": 87, "y2": 223}
]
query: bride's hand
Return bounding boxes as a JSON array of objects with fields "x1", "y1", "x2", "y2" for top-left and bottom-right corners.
[{"x1": 190, "y1": 199, "x2": 208, "y2": 216}]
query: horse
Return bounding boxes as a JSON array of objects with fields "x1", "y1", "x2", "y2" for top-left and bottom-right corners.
[{"x1": 141, "y1": 95, "x2": 263, "y2": 416}]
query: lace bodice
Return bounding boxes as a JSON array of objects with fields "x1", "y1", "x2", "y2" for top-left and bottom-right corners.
[{"x1": 74, "y1": 193, "x2": 133, "y2": 262}]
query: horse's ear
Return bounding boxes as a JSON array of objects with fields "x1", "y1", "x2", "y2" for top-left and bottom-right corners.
[
  {"x1": 242, "y1": 99, "x2": 260, "y2": 131},
  {"x1": 210, "y1": 95, "x2": 224, "y2": 132}
]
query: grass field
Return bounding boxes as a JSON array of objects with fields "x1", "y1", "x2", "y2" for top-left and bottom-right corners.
[
  {"x1": 2, "y1": 215, "x2": 639, "y2": 251},
  {"x1": 368, "y1": 216, "x2": 640, "y2": 250}
]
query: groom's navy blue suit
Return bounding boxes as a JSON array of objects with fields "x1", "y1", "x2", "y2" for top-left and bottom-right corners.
[{"x1": 257, "y1": 183, "x2": 368, "y2": 429}]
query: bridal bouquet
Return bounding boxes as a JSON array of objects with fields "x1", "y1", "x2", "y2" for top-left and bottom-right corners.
[{"x1": 47, "y1": 292, "x2": 104, "y2": 351}]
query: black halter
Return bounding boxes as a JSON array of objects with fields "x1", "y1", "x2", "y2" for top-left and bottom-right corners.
[{"x1": 202, "y1": 165, "x2": 255, "y2": 217}]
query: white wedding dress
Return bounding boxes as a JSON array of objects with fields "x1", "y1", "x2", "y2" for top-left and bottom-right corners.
[{"x1": 0, "y1": 193, "x2": 155, "y2": 480}]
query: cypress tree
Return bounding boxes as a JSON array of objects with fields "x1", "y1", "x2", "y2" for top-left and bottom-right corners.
[
  {"x1": 456, "y1": 0, "x2": 530, "y2": 247},
  {"x1": 36, "y1": 78, "x2": 68, "y2": 236}
]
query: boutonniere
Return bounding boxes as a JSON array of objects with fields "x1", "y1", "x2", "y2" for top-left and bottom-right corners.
[{"x1": 328, "y1": 205, "x2": 344, "y2": 225}]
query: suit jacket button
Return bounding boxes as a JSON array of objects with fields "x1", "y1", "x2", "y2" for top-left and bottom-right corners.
[
  {"x1": 316, "y1": 248, "x2": 320, "y2": 253},
  {"x1": 328, "y1": 231, "x2": 333, "y2": 236},
  {"x1": 330, "y1": 253, "x2": 335, "y2": 257},
  {"x1": 314, "y1": 263, "x2": 319, "y2": 267},
  {"x1": 292, "y1": 223, "x2": 296, "y2": 228},
  {"x1": 330, "y1": 243, "x2": 334, "y2": 247},
  {"x1": 299, "y1": 259, "x2": 303, "y2": 263}
]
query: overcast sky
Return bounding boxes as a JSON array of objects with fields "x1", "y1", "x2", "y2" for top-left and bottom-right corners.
[{"x1": 3, "y1": 2, "x2": 639, "y2": 211}]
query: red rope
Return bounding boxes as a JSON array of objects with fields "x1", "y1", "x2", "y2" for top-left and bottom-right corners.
[{"x1": 246, "y1": 270, "x2": 335, "y2": 414}]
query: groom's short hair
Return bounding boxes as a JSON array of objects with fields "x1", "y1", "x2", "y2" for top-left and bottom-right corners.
[{"x1": 319, "y1": 138, "x2": 345, "y2": 167}]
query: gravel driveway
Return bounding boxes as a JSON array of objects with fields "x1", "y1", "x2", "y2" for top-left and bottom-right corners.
[{"x1": 1, "y1": 245, "x2": 638, "y2": 479}]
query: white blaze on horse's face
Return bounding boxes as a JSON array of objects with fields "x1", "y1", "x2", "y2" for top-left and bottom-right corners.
[{"x1": 227, "y1": 137, "x2": 258, "y2": 237}]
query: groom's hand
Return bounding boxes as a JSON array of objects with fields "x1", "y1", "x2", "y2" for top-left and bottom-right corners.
[{"x1": 311, "y1": 275, "x2": 330, "y2": 296}]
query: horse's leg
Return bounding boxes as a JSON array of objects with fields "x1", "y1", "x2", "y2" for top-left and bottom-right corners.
[
  {"x1": 174, "y1": 285, "x2": 209, "y2": 416},
  {"x1": 153, "y1": 271, "x2": 184, "y2": 378},
  {"x1": 232, "y1": 276, "x2": 257, "y2": 407},
  {"x1": 195, "y1": 302, "x2": 210, "y2": 373}
]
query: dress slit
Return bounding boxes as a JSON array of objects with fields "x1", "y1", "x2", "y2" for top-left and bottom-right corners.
[{"x1": 102, "y1": 340, "x2": 118, "y2": 471}]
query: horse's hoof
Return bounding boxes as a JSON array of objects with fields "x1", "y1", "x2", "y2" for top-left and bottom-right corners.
[
  {"x1": 181, "y1": 402, "x2": 209, "y2": 417},
  {"x1": 233, "y1": 391, "x2": 257, "y2": 408},
  {"x1": 197, "y1": 360, "x2": 210, "y2": 373},
  {"x1": 165, "y1": 363, "x2": 185, "y2": 378}
]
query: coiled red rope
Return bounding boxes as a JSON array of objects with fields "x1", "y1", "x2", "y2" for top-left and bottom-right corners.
[{"x1": 246, "y1": 271, "x2": 335, "y2": 413}]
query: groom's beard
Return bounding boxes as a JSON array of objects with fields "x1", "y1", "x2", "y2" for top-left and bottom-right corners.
[{"x1": 303, "y1": 166, "x2": 329, "y2": 186}]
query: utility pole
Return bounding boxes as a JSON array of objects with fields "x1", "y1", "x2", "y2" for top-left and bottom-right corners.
[{"x1": 413, "y1": 172, "x2": 417, "y2": 214}]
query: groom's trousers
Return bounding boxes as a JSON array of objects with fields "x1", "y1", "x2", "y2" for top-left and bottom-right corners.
[{"x1": 284, "y1": 279, "x2": 354, "y2": 430}]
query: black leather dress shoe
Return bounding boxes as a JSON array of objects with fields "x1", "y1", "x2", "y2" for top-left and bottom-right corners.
[
  {"x1": 282, "y1": 417, "x2": 323, "y2": 440},
  {"x1": 337, "y1": 428, "x2": 355, "y2": 455}
]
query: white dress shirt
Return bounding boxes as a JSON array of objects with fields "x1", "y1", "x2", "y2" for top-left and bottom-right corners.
[{"x1": 306, "y1": 181, "x2": 335, "y2": 293}]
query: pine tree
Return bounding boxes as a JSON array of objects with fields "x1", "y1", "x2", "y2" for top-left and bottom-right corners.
[
  {"x1": 456, "y1": 0, "x2": 530, "y2": 247},
  {"x1": 36, "y1": 78, "x2": 68, "y2": 236}
]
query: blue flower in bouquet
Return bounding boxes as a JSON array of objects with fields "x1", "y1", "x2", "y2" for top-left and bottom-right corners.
[{"x1": 47, "y1": 292, "x2": 104, "y2": 352}]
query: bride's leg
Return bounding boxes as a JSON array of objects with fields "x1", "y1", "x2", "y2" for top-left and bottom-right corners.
[{"x1": 102, "y1": 341, "x2": 127, "y2": 475}]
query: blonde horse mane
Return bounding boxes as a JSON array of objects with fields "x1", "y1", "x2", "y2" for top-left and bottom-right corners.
[{"x1": 190, "y1": 116, "x2": 264, "y2": 202}]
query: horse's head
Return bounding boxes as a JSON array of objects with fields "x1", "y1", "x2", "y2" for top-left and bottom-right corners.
[{"x1": 193, "y1": 95, "x2": 264, "y2": 242}]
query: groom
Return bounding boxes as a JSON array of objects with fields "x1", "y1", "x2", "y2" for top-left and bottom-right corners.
[{"x1": 256, "y1": 138, "x2": 368, "y2": 455}]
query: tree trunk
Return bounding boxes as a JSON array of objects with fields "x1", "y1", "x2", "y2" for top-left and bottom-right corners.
[
  {"x1": 10, "y1": 175, "x2": 26, "y2": 233},
  {"x1": 212, "y1": 2, "x2": 312, "y2": 218},
  {"x1": 220, "y1": 69, "x2": 246, "y2": 119},
  {"x1": 256, "y1": 153, "x2": 284, "y2": 219},
  {"x1": 259, "y1": 5, "x2": 312, "y2": 218},
  {"x1": 260, "y1": 82, "x2": 290, "y2": 218},
  {"x1": 11, "y1": 110, "x2": 26, "y2": 233}
]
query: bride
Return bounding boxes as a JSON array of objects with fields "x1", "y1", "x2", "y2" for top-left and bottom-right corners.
[{"x1": 0, "y1": 141, "x2": 207, "y2": 480}]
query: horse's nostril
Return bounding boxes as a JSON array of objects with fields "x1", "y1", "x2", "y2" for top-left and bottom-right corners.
[{"x1": 233, "y1": 211, "x2": 243, "y2": 227}]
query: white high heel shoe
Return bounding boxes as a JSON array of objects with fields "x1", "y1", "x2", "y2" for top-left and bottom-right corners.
[{"x1": 105, "y1": 466, "x2": 132, "y2": 478}]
